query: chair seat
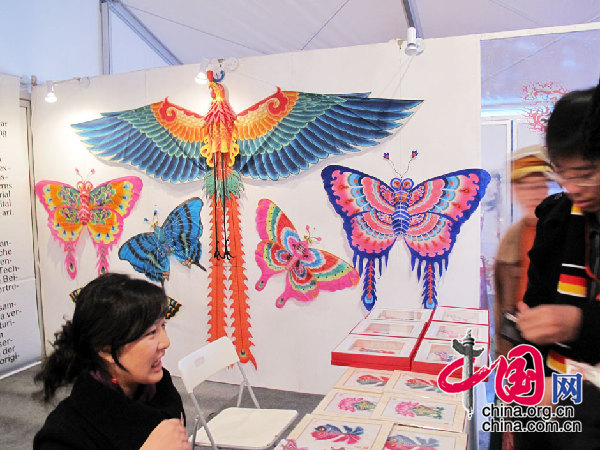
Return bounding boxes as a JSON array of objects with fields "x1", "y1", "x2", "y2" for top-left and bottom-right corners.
[{"x1": 193, "y1": 407, "x2": 298, "y2": 449}]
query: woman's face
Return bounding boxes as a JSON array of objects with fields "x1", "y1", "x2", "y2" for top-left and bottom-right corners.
[
  {"x1": 513, "y1": 173, "x2": 550, "y2": 219},
  {"x1": 110, "y1": 317, "x2": 170, "y2": 397}
]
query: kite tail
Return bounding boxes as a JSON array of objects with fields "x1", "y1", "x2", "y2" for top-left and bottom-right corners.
[
  {"x1": 207, "y1": 195, "x2": 227, "y2": 342},
  {"x1": 226, "y1": 196, "x2": 256, "y2": 368},
  {"x1": 95, "y1": 243, "x2": 110, "y2": 276},
  {"x1": 421, "y1": 261, "x2": 438, "y2": 309},
  {"x1": 65, "y1": 242, "x2": 77, "y2": 279},
  {"x1": 361, "y1": 258, "x2": 378, "y2": 311}
]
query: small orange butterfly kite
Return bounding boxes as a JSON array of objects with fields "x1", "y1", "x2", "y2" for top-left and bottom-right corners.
[{"x1": 35, "y1": 169, "x2": 143, "y2": 279}]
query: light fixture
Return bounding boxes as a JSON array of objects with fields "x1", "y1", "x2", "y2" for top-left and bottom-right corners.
[
  {"x1": 194, "y1": 71, "x2": 208, "y2": 85},
  {"x1": 405, "y1": 27, "x2": 425, "y2": 56},
  {"x1": 194, "y1": 57, "x2": 239, "y2": 84},
  {"x1": 45, "y1": 81, "x2": 57, "y2": 103}
]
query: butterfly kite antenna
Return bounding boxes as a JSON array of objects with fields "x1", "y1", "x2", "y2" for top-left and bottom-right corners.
[
  {"x1": 143, "y1": 208, "x2": 160, "y2": 228},
  {"x1": 399, "y1": 150, "x2": 419, "y2": 180},
  {"x1": 75, "y1": 168, "x2": 96, "y2": 181},
  {"x1": 303, "y1": 225, "x2": 322, "y2": 244},
  {"x1": 383, "y1": 153, "x2": 403, "y2": 178}
]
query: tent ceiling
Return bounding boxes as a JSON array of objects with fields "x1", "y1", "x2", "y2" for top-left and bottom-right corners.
[{"x1": 120, "y1": 0, "x2": 600, "y2": 63}]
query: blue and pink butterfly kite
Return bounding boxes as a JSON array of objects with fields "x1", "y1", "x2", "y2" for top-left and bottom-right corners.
[{"x1": 321, "y1": 152, "x2": 490, "y2": 310}]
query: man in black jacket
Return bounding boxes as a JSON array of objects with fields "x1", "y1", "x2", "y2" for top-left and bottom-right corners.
[
  {"x1": 519, "y1": 86, "x2": 600, "y2": 366},
  {"x1": 515, "y1": 84, "x2": 600, "y2": 449}
]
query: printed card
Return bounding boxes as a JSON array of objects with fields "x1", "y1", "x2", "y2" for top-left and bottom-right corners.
[
  {"x1": 335, "y1": 335, "x2": 417, "y2": 357},
  {"x1": 285, "y1": 414, "x2": 393, "y2": 449},
  {"x1": 424, "y1": 322, "x2": 489, "y2": 343},
  {"x1": 384, "y1": 425, "x2": 468, "y2": 450},
  {"x1": 313, "y1": 389, "x2": 382, "y2": 419},
  {"x1": 369, "y1": 308, "x2": 433, "y2": 322},
  {"x1": 431, "y1": 306, "x2": 489, "y2": 325},
  {"x1": 412, "y1": 339, "x2": 489, "y2": 376},
  {"x1": 385, "y1": 371, "x2": 462, "y2": 402},
  {"x1": 331, "y1": 336, "x2": 418, "y2": 370},
  {"x1": 351, "y1": 319, "x2": 426, "y2": 339},
  {"x1": 334, "y1": 367, "x2": 394, "y2": 393},
  {"x1": 372, "y1": 393, "x2": 466, "y2": 432}
]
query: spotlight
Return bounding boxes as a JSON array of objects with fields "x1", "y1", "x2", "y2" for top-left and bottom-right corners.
[
  {"x1": 405, "y1": 27, "x2": 424, "y2": 56},
  {"x1": 194, "y1": 71, "x2": 208, "y2": 85},
  {"x1": 194, "y1": 57, "x2": 239, "y2": 84},
  {"x1": 45, "y1": 81, "x2": 57, "y2": 103},
  {"x1": 195, "y1": 58, "x2": 210, "y2": 84}
]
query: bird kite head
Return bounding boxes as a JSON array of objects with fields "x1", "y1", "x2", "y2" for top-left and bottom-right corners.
[{"x1": 208, "y1": 79, "x2": 226, "y2": 102}]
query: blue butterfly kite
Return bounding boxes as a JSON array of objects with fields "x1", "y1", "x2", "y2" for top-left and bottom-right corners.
[{"x1": 119, "y1": 197, "x2": 206, "y2": 286}]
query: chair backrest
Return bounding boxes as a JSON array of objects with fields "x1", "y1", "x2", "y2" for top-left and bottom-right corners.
[{"x1": 178, "y1": 337, "x2": 240, "y2": 394}]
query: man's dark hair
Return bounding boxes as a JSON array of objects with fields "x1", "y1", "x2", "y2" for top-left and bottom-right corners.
[{"x1": 546, "y1": 87, "x2": 596, "y2": 162}]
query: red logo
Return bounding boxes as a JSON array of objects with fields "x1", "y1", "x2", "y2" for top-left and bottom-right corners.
[{"x1": 438, "y1": 344, "x2": 545, "y2": 406}]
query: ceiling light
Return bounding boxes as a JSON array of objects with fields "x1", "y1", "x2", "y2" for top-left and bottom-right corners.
[
  {"x1": 194, "y1": 57, "x2": 239, "y2": 84},
  {"x1": 405, "y1": 27, "x2": 425, "y2": 56},
  {"x1": 45, "y1": 81, "x2": 57, "y2": 103},
  {"x1": 194, "y1": 71, "x2": 208, "y2": 85}
]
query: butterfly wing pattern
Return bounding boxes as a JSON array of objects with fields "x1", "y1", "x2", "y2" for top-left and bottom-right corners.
[
  {"x1": 119, "y1": 198, "x2": 204, "y2": 284},
  {"x1": 35, "y1": 176, "x2": 142, "y2": 279},
  {"x1": 87, "y1": 177, "x2": 144, "y2": 275},
  {"x1": 255, "y1": 198, "x2": 359, "y2": 308},
  {"x1": 322, "y1": 165, "x2": 490, "y2": 309}
]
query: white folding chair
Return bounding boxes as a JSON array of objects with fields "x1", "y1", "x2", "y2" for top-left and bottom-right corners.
[{"x1": 178, "y1": 337, "x2": 298, "y2": 449}]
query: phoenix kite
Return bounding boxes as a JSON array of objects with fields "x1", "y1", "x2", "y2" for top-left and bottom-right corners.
[{"x1": 72, "y1": 72, "x2": 422, "y2": 366}]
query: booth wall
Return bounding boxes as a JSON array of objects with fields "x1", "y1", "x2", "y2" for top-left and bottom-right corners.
[
  {"x1": 0, "y1": 74, "x2": 41, "y2": 377},
  {"x1": 31, "y1": 36, "x2": 481, "y2": 394}
]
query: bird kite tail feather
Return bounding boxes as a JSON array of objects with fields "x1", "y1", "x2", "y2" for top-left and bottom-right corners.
[
  {"x1": 361, "y1": 258, "x2": 378, "y2": 310},
  {"x1": 95, "y1": 243, "x2": 110, "y2": 276},
  {"x1": 225, "y1": 196, "x2": 256, "y2": 368},
  {"x1": 65, "y1": 243, "x2": 77, "y2": 279},
  {"x1": 421, "y1": 262, "x2": 438, "y2": 309},
  {"x1": 207, "y1": 195, "x2": 227, "y2": 342}
]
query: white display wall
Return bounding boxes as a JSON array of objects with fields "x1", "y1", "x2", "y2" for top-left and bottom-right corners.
[
  {"x1": 0, "y1": 74, "x2": 41, "y2": 378},
  {"x1": 31, "y1": 36, "x2": 482, "y2": 394}
]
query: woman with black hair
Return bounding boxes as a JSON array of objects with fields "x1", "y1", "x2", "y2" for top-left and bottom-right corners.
[{"x1": 33, "y1": 273, "x2": 190, "y2": 450}]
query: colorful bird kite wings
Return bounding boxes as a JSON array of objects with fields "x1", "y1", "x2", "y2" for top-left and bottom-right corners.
[
  {"x1": 321, "y1": 164, "x2": 490, "y2": 310},
  {"x1": 255, "y1": 198, "x2": 359, "y2": 307},
  {"x1": 118, "y1": 197, "x2": 205, "y2": 285},
  {"x1": 72, "y1": 89, "x2": 422, "y2": 182},
  {"x1": 71, "y1": 75, "x2": 422, "y2": 366},
  {"x1": 35, "y1": 174, "x2": 142, "y2": 279}
]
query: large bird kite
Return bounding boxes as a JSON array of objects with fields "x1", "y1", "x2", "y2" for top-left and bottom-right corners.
[{"x1": 72, "y1": 71, "x2": 422, "y2": 367}]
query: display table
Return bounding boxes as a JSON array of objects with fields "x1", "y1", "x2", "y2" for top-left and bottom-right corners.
[{"x1": 278, "y1": 307, "x2": 490, "y2": 449}]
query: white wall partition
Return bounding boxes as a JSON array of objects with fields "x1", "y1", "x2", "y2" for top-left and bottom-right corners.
[
  {"x1": 0, "y1": 74, "x2": 41, "y2": 378},
  {"x1": 30, "y1": 36, "x2": 482, "y2": 393}
]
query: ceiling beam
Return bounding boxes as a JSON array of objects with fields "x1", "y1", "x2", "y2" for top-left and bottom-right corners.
[
  {"x1": 100, "y1": 0, "x2": 182, "y2": 67},
  {"x1": 401, "y1": 0, "x2": 423, "y2": 37},
  {"x1": 100, "y1": 1, "x2": 111, "y2": 75}
]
